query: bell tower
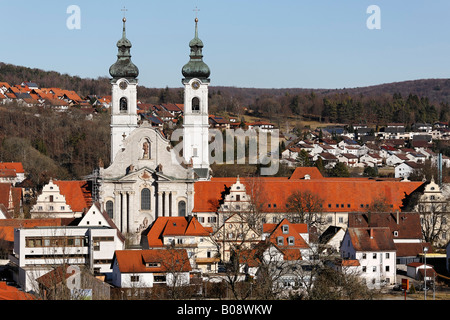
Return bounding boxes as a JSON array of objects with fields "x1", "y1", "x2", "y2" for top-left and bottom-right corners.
[
  {"x1": 181, "y1": 17, "x2": 211, "y2": 178},
  {"x1": 109, "y1": 17, "x2": 139, "y2": 164}
]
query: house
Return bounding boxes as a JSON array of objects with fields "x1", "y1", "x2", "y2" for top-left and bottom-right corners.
[
  {"x1": 192, "y1": 169, "x2": 424, "y2": 234},
  {"x1": 406, "y1": 152, "x2": 427, "y2": 163},
  {"x1": 142, "y1": 216, "x2": 220, "y2": 273},
  {"x1": 359, "y1": 153, "x2": 383, "y2": 167},
  {"x1": 247, "y1": 121, "x2": 276, "y2": 132},
  {"x1": 0, "y1": 183, "x2": 22, "y2": 217},
  {"x1": 0, "y1": 218, "x2": 71, "y2": 264},
  {"x1": 395, "y1": 161, "x2": 423, "y2": 179},
  {"x1": 262, "y1": 218, "x2": 311, "y2": 260},
  {"x1": 209, "y1": 115, "x2": 230, "y2": 129},
  {"x1": 10, "y1": 223, "x2": 124, "y2": 292},
  {"x1": 36, "y1": 264, "x2": 111, "y2": 300},
  {"x1": 281, "y1": 146, "x2": 301, "y2": 160},
  {"x1": 386, "y1": 153, "x2": 409, "y2": 166},
  {"x1": 340, "y1": 227, "x2": 397, "y2": 288},
  {"x1": 316, "y1": 152, "x2": 338, "y2": 168},
  {"x1": 318, "y1": 226, "x2": 346, "y2": 254},
  {"x1": 0, "y1": 162, "x2": 26, "y2": 184},
  {"x1": 30, "y1": 179, "x2": 92, "y2": 219},
  {"x1": 336, "y1": 153, "x2": 359, "y2": 167},
  {"x1": 406, "y1": 262, "x2": 437, "y2": 282},
  {"x1": 348, "y1": 212, "x2": 431, "y2": 266},
  {"x1": 213, "y1": 213, "x2": 261, "y2": 262},
  {"x1": 111, "y1": 249, "x2": 191, "y2": 288}
]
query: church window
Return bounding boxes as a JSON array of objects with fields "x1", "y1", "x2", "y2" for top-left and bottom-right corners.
[
  {"x1": 178, "y1": 200, "x2": 186, "y2": 216},
  {"x1": 106, "y1": 201, "x2": 114, "y2": 219},
  {"x1": 141, "y1": 188, "x2": 151, "y2": 210},
  {"x1": 192, "y1": 97, "x2": 200, "y2": 113},
  {"x1": 120, "y1": 97, "x2": 128, "y2": 113}
]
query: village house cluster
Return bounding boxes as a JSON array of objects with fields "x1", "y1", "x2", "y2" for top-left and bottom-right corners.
[
  {"x1": 282, "y1": 122, "x2": 450, "y2": 180},
  {"x1": 1, "y1": 15, "x2": 450, "y2": 300},
  {"x1": 0, "y1": 162, "x2": 449, "y2": 299}
]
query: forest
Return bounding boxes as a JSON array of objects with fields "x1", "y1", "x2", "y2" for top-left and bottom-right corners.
[{"x1": 1, "y1": 62, "x2": 450, "y2": 187}]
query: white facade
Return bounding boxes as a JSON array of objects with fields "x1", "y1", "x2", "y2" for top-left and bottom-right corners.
[
  {"x1": 111, "y1": 264, "x2": 190, "y2": 288},
  {"x1": 110, "y1": 78, "x2": 139, "y2": 164},
  {"x1": 30, "y1": 179, "x2": 75, "y2": 218},
  {"x1": 340, "y1": 229, "x2": 396, "y2": 288},
  {"x1": 10, "y1": 225, "x2": 124, "y2": 292},
  {"x1": 182, "y1": 78, "x2": 210, "y2": 172}
]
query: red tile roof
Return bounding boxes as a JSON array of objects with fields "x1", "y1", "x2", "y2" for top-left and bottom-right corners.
[
  {"x1": 53, "y1": 180, "x2": 92, "y2": 213},
  {"x1": 348, "y1": 212, "x2": 423, "y2": 239},
  {"x1": 0, "y1": 218, "x2": 73, "y2": 242},
  {"x1": 192, "y1": 173, "x2": 423, "y2": 214},
  {"x1": 0, "y1": 282, "x2": 36, "y2": 300},
  {"x1": 347, "y1": 227, "x2": 396, "y2": 252},
  {"x1": 146, "y1": 216, "x2": 211, "y2": 247},
  {"x1": 266, "y1": 219, "x2": 309, "y2": 250},
  {"x1": 0, "y1": 162, "x2": 24, "y2": 174},
  {"x1": 114, "y1": 249, "x2": 192, "y2": 273}
]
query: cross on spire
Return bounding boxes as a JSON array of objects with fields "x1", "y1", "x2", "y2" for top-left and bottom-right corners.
[
  {"x1": 193, "y1": 6, "x2": 200, "y2": 19},
  {"x1": 121, "y1": 6, "x2": 128, "y2": 19}
]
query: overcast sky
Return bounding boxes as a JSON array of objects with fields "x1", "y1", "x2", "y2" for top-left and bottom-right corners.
[{"x1": 2, "y1": 1, "x2": 450, "y2": 89}]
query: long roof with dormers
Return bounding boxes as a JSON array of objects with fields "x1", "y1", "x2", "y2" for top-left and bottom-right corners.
[{"x1": 193, "y1": 167, "x2": 424, "y2": 213}]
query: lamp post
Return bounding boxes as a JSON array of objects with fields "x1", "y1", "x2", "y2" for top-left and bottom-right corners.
[{"x1": 423, "y1": 246, "x2": 428, "y2": 300}]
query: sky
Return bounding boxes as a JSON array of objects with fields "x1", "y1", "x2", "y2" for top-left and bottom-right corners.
[{"x1": 2, "y1": 1, "x2": 450, "y2": 90}]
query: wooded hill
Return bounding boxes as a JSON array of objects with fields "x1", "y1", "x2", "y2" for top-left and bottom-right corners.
[{"x1": 1, "y1": 62, "x2": 450, "y2": 186}]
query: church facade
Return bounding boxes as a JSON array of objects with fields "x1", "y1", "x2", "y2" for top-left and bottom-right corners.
[{"x1": 97, "y1": 17, "x2": 211, "y2": 245}]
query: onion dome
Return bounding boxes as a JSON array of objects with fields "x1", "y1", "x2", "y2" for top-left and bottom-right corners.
[
  {"x1": 109, "y1": 18, "x2": 139, "y2": 79},
  {"x1": 182, "y1": 18, "x2": 210, "y2": 82}
]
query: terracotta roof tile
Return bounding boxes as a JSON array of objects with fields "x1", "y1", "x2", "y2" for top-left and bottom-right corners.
[
  {"x1": 53, "y1": 180, "x2": 92, "y2": 213},
  {"x1": 114, "y1": 249, "x2": 191, "y2": 273},
  {"x1": 193, "y1": 174, "x2": 423, "y2": 214}
]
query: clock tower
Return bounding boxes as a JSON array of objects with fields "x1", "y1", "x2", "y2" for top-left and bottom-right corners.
[
  {"x1": 109, "y1": 17, "x2": 139, "y2": 164},
  {"x1": 181, "y1": 17, "x2": 211, "y2": 178}
]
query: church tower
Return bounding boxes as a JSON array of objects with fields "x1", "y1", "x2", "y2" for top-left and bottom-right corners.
[
  {"x1": 182, "y1": 17, "x2": 211, "y2": 179},
  {"x1": 109, "y1": 17, "x2": 139, "y2": 164}
]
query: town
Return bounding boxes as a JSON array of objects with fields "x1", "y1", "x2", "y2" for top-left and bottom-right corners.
[{"x1": 0, "y1": 14, "x2": 450, "y2": 302}]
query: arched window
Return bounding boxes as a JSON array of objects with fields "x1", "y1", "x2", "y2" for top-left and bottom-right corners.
[
  {"x1": 106, "y1": 201, "x2": 114, "y2": 219},
  {"x1": 192, "y1": 97, "x2": 200, "y2": 113},
  {"x1": 141, "y1": 188, "x2": 151, "y2": 210},
  {"x1": 178, "y1": 200, "x2": 186, "y2": 216},
  {"x1": 120, "y1": 97, "x2": 128, "y2": 113}
]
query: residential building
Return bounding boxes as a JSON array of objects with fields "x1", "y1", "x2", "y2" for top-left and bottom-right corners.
[
  {"x1": 340, "y1": 227, "x2": 397, "y2": 288},
  {"x1": 111, "y1": 249, "x2": 191, "y2": 288},
  {"x1": 30, "y1": 179, "x2": 92, "y2": 219},
  {"x1": 10, "y1": 224, "x2": 124, "y2": 292},
  {"x1": 142, "y1": 216, "x2": 220, "y2": 273}
]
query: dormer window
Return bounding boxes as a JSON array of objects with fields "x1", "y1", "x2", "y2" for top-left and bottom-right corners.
[
  {"x1": 288, "y1": 236, "x2": 295, "y2": 246},
  {"x1": 277, "y1": 236, "x2": 284, "y2": 246}
]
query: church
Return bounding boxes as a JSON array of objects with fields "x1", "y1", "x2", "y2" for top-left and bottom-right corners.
[
  {"x1": 97, "y1": 16, "x2": 211, "y2": 245},
  {"x1": 96, "y1": 15, "x2": 427, "y2": 248}
]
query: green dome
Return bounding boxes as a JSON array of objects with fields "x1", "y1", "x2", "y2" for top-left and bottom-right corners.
[
  {"x1": 182, "y1": 18, "x2": 210, "y2": 81},
  {"x1": 109, "y1": 18, "x2": 139, "y2": 79}
]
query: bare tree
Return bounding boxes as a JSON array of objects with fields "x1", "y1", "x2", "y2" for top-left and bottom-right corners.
[{"x1": 285, "y1": 190, "x2": 325, "y2": 229}]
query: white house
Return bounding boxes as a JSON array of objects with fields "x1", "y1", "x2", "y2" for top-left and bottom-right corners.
[
  {"x1": 111, "y1": 249, "x2": 191, "y2": 288},
  {"x1": 406, "y1": 262, "x2": 436, "y2": 282},
  {"x1": 340, "y1": 227, "x2": 397, "y2": 288},
  {"x1": 386, "y1": 153, "x2": 409, "y2": 166},
  {"x1": 10, "y1": 224, "x2": 124, "y2": 292},
  {"x1": 395, "y1": 161, "x2": 422, "y2": 179}
]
